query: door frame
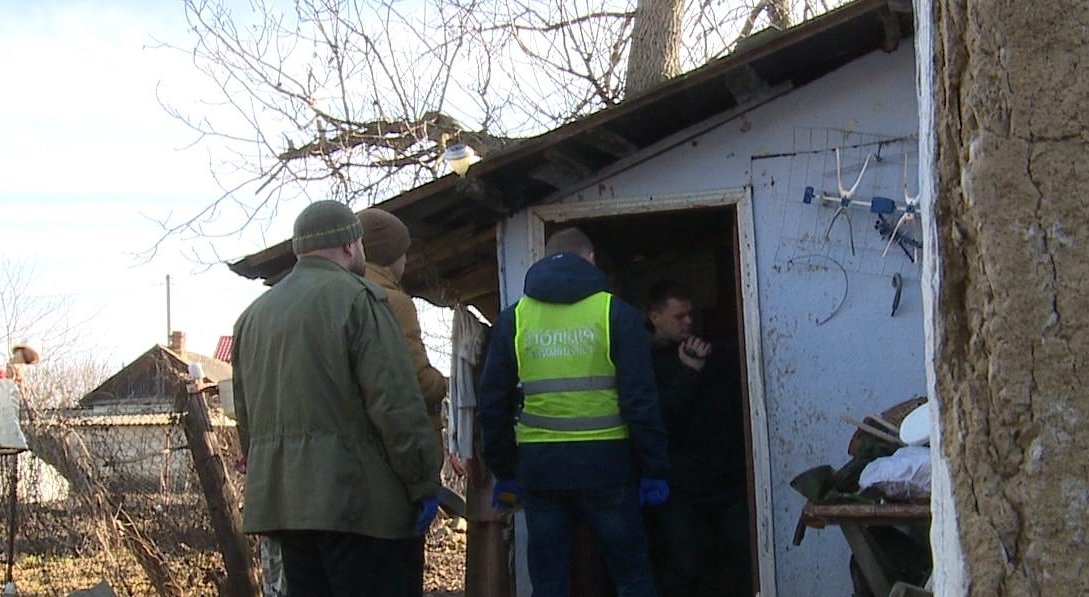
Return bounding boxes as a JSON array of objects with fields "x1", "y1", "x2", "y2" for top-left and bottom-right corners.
[{"x1": 527, "y1": 188, "x2": 776, "y2": 597}]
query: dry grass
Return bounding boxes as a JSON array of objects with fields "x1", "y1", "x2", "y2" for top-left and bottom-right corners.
[{"x1": 10, "y1": 515, "x2": 466, "y2": 596}]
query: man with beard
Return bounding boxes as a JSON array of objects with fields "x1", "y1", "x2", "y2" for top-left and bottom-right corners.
[{"x1": 232, "y1": 200, "x2": 441, "y2": 596}]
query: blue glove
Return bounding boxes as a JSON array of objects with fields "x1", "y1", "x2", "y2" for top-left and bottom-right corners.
[
  {"x1": 491, "y1": 478, "x2": 523, "y2": 510},
  {"x1": 415, "y1": 495, "x2": 440, "y2": 535},
  {"x1": 639, "y1": 478, "x2": 670, "y2": 507}
]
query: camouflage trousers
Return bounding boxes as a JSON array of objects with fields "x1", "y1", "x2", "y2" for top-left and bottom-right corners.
[{"x1": 260, "y1": 536, "x2": 288, "y2": 597}]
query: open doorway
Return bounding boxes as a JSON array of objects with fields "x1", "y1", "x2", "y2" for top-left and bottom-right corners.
[{"x1": 533, "y1": 197, "x2": 762, "y2": 595}]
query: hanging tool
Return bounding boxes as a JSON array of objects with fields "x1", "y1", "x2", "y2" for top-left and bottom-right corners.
[
  {"x1": 890, "y1": 273, "x2": 903, "y2": 316},
  {"x1": 823, "y1": 147, "x2": 873, "y2": 255},
  {"x1": 874, "y1": 214, "x2": 921, "y2": 261},
  {"x1": 883, "y1": 154, "x2": 920, "y2": 260}
]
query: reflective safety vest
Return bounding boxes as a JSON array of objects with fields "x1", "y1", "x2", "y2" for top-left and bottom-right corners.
[{"x1": 514, "y1": 291, "x2": 629, "y2": 443}]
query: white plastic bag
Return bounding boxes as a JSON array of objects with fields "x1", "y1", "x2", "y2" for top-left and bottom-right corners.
[
  {"x1": 859, "y1": 446, "x2": 931, "y2": 500},
  {"x1": 0, "y1": 380, "x2": 28, "y2": 454}
]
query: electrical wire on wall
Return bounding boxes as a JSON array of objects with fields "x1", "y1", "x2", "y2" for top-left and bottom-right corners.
[{"x1": 786, "y1": 254, "x2": 849, "y2": 326}]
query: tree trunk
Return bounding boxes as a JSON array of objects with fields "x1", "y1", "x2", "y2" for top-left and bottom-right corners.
[
  {"x1": 767, "y1": 0, "x2": 792, "y2": 29},
  {"x1": 624, "y1": 0, "x2": 684, "y2": 98},
  {"x1": 926, "y1": 0, "x2": 1089, "y2": 594}
]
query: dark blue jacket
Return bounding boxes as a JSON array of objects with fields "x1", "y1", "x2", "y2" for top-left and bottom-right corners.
[{"x1": 478, "y1": 252, "x2": 669, "y2": 491}]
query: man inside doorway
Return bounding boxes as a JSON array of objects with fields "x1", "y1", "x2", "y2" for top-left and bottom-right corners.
[{"x1": 644, "y1": 279, "x2": 752, "y2": 597}]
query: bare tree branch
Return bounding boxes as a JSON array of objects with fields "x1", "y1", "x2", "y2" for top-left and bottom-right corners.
[{"x1": 151, "y1": 0, "x2": 848, "y2": 261}]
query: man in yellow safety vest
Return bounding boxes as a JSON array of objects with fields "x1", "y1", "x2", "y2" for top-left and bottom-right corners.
[{"x1": 479, "y1": 227, "x2": 670, "y2": 597}]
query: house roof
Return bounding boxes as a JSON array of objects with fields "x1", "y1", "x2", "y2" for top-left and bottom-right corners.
[
  {"x1": 228, "y1": 0, "x2": 913, "y2": 320},
  {"x1": 79, "y1": 344, "x2": 232, "y2": 408}
]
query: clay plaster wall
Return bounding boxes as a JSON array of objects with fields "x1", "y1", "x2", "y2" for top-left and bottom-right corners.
[{"x1": 928, "y1": 0, "x2": 1089, "y2": 594}]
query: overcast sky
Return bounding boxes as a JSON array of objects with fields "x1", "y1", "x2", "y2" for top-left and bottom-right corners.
[{"x1": 0, "y1": 1, "x2": 279, "y2": 367}]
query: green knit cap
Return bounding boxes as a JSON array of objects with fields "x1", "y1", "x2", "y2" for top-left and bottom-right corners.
[{"x1": 292, "y1": 200, "x2": 364, "y2": 255}]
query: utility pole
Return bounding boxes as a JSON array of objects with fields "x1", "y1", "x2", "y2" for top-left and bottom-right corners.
[{"x1": 166, "y1": 274, "x2": 172, "y2": 342}]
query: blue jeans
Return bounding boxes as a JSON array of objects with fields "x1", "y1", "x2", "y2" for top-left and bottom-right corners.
[{"x1": 523, "y1": 485, "x2": 657, "y2": 597}]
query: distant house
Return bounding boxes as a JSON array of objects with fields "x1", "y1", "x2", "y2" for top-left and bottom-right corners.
[
  {"x1": 67, "y1": 332, "x2": 234, "y2": 493},
  {"x1": 79, "y1": 332, "x2": 232, "y2": 414}
]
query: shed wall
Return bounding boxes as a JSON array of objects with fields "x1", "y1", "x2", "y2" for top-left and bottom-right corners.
[{"x1": 497, "y1": 42, "x2": 924, "y2": 596}]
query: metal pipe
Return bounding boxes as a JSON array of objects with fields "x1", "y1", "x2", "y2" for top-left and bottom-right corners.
[{"x1": 5, "y1": 456, "x2": 18, "y2": 587}]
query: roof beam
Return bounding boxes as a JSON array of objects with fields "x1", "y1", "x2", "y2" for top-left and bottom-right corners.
[
  {"x1": 527, "y1": 161, "x2": 590, "y2": 190},
  {"x1": 721, "y1": 65, "x2": 771, "y2": 105},
  {"x1": 880, "y1": 9, "x2": 902, "y2": 52},
  {"x1": 455, "y1": 177, "x2": 512, "y2": 215},
  {"x1": 575, "y1": 128, "x2": 639, "y2": 159},
  {"x1": 527, "y1": 147, "x2": 599, "y2": 190}
]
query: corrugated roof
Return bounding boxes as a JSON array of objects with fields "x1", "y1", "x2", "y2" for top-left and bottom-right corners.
[
  {"x1": 228, "y1": 0, "x2": 912, "y2": 320},
  {"x1": 48, "y1": 410, "x2": 236, "y2": 427},
  {"x1": 213, "y1": 336, "x2": 233, "y2": 362}
]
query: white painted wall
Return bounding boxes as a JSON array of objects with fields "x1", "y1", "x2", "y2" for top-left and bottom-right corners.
[
  {"x1": 914, "y1": 0, "x2": 967, "y2": 593},
  {"x1": 497, "y1": 42, "x2": 925, "y2": 597}
]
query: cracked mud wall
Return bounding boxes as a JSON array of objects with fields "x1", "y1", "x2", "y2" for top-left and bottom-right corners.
[{"x1": 930, "y1": 0, "x2": 1089, "y2": 594}]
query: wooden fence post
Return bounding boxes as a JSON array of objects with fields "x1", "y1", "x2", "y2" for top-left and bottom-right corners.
[{"x1": 176, "y1": 383, "x2": 257, "y2": 597}]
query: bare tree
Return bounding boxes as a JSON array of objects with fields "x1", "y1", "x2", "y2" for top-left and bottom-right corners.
[
  {"x1": 0, "y1": 259, "x2": 96, "y2": 366},
  {"x1": 0, "y1": 259, "x2": 112, "y2": 408},
  {"x1": 156, "y1": 0, "x2": 839, "y2": 259}
]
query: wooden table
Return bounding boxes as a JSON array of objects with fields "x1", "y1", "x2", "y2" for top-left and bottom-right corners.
[{"x1": 797, "y1": 501, "x2": 930, "y2": 597}]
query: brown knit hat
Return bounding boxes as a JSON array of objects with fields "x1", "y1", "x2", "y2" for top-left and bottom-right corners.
[
  {"x1": 359, "y1": 208, "x2": 411, "y2": 266},
  {"x1": 292, "y1": 201, "x2": 364, "y2": 255}
]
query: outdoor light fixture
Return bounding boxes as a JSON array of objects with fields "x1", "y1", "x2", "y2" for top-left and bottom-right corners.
[{"x1": 443, "y1": 143, "x2": 481, "y2": 177}]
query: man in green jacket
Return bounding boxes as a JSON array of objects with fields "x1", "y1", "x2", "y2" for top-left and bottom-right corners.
[{"x1": 232, "y1": 200, "x2": 441, "y2": 597}]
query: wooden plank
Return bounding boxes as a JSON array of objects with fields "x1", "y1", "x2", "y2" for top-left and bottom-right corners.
[
  {"x1": 802, "y1": 501, "x2": 931, "y2": 527},
  {"x1": 841, "y1": 525, "x2": 892, "y2": 597},
  {"x1": 890, "y1": 581, "x2": 933, "y2": 597},
  {"x1": 736, "y1": 188, "x2": 778, "y2": 597},
  {"x1": 177, "y1": 386, "x2": 257, "y2": 597}
]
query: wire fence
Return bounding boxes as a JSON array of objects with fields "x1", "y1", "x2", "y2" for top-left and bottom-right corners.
[
  {"x1": 0, "y1": 403, "x2": 250, "y2": 596},
  {"x1": 0, "y1": 404, "x2": 466, "y2": 597}
]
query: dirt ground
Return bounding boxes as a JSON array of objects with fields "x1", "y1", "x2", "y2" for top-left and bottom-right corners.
[
  {"x1": 12, "y1": 514, "x2": 467, "y2": 596},
  {"x1": 424, "y1": 514, "x2": 467, "y2": 596}
]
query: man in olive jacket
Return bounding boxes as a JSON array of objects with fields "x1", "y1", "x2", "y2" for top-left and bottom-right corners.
[{"x1": 232, "y1": 200, "x2": 441, "y2": 596}]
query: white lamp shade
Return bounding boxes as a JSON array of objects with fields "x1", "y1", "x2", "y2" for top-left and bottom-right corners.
[{"x1": 443, "y1": 143, "x2": 482, "y2": 176}]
